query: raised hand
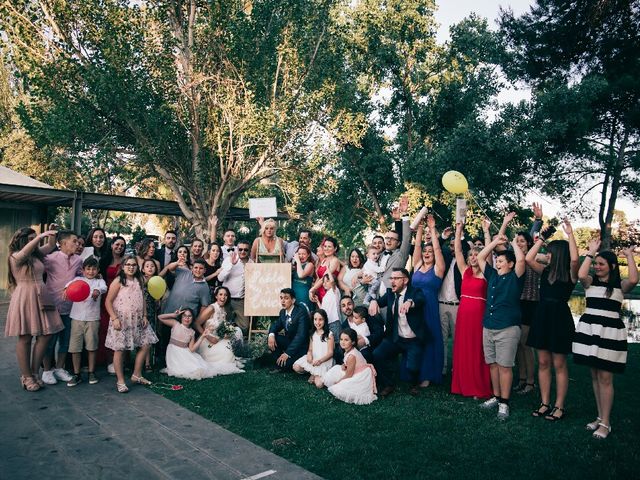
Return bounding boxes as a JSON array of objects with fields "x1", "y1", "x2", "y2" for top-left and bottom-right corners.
[
  {"x1": 561, "y1": 218, "x2": 573, "y2": 235},
  {"x1": 621, "y1": 246, "x2": 637, "y2": 257},
  {"x1": 587, "y1": 238, "x2": 601, "y2": 255},
  {"x1": 399, "y1": 195, "x2": 409, "y2": 214},
  {"x1": 426, "y1": 214, "x2": 436, "y2": 230},
  {"x1": 39, "y1": 230, "x2": 58, "y2": 239},
  {"x1": 482, "y1": 217, "x2": 491, "y2": 231},
  {"x1": 503, "y1": 211, "x2": 516, "y2": 224},
  {"x1": 230, "y1": 251, "x2": 239, "y2": 265},
  {"x1": 455, "y1": 222, "x2": 463, "y2": 237},
  {"x1": 442, "y1": 226, "x2": 453, "y2": 239},
  {"x1": 533, "y1": 202, "x2": 543, "y2": 219}
]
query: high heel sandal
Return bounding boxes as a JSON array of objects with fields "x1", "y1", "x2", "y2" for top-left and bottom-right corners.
[
  {"x1": 586, "y1": 417, "x2": 602, "y2": 431},
  {"x1": 592, "y1": 423, "x2": 611, "y2": 439},
  {"x1": 131, "y1": 374, "x2": 152, "y2": 385},
  {"x1": 116, "y1": 383, "x2": 129, "y2": 393},
  {"x1": 531, "y1": 403, "x2": 551, "y2": 417},
  {"x1": 21, "y1": 375, "x2": 41, "y2": 392},
  {"x1": 545, "y1": 406, "x2": 565, "y2": 421}
]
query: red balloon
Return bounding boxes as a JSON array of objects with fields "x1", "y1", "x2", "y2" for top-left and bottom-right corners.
[{"x1": 67, "y1": 279, "x2": 90, "y2": 302}]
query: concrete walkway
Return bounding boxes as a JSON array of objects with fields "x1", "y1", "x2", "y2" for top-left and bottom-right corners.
[{"x1": 0, "y1": 304, "x2": 321, "y2": 480}]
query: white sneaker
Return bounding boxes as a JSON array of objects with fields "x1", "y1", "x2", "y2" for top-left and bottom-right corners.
[
  {"x1": 497, "y1": 403, "x2": 510, "y2": 420},
  {"x1": 42, "y1": 370, "x2": 57, "y2": 385},
  {"x1": 480, "y1": 396, "x2": 499, "y2": 409},
  {"x1": 53, "y1": 368, "x2": 73, "y2": 382},
  {"x1": 107, "y1": 363, "x2": 115, "y2": 375}
]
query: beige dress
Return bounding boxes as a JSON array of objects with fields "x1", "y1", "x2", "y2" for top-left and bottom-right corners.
[{"x1": 5, "y1": 253, "x2": 64, "y2": 337}]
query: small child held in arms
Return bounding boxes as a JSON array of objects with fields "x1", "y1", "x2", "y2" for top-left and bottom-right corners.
[
  {"x1": 476, "y1": 234, "x2": 525, "y2": 420},
  {"x1": 349, "y1": 306, "x2": 372, "y2": 358},
  {"x1": 293, "y1": 309, "x2": 335, "y2": 387},
  {"x1": 65, "y1": 257, "x2": 108, "y2": 386},
  {"x1": 361, "y1": 245, "x2": 384, "y2": 304}
]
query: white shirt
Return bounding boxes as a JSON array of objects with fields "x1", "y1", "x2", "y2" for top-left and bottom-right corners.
[
  {"x1": 395, "y1": 288, "x2": 416, "y2": 339},
  {"x1": 348, "y1": 319, "x2": 371, "y2": 347},
  {"x1": 164, "y1": 247, "x2": 174, "y2": 267},
  {"x1": 218, "y1": 257, "x2": 252, "y2": 298},
  {"x1": 67, "y1": 277, "x2": 108, "y2": 321},
  {"x1": 221, "y1": 245, "x2": 238, "y2": 259},
  {"x1": 438, "y1": 261, "x2": 458, "y2": 302}
]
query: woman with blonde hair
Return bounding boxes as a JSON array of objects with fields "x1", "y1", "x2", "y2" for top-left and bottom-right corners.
[{"x1": 251, "y1": 218, "x2": 284, "y2": 263}]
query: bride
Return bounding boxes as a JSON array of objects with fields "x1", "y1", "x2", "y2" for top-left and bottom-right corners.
[{"x1": 196, "y1": 286, "x2": 244, "y2": 373}]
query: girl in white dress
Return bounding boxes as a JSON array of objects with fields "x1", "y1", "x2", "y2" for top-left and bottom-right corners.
[
  {"x1": 157, "y1": 309, "x2": 220, "y2": 380},
  {"x1": 293, "y1": 309, "x2": 335, "y2": 388},
  {"x1": 195, "y1": 287, "x2": 244, "y2": 373},
  {"x1": 323, "y1": 328, "x2": 377, "y2": 405}
]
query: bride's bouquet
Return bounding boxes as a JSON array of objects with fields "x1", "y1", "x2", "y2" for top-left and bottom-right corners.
[{"x1": 215, "y1": 320, "x2": 236, "y2": 340}]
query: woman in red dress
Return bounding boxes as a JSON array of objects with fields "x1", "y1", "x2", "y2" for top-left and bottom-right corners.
[
  {"x1": 309, "y1": 237, "x2": 341, "y2": 304},
  {"x1": 97, "y1": 236, "x2": 126, "y2": 367},
  {"x1": 451, "y1": 222, "x2": 492, "y2": 398}
]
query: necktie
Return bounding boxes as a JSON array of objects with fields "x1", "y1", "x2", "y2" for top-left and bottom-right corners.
[
  {"x1": 393, "y1": 293, "x2": 400, "y2": 321},
  {"x1": 285, "y1": 314, "x2": 292, "y2": 331}
]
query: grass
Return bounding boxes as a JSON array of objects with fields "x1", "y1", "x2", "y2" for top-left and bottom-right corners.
[{"x1": 148, "y1": 346, "x2": 640, "y2": 480}]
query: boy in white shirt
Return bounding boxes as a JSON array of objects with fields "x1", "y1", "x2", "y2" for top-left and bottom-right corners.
[{"x1": 65, "y1": 257, "x2": 108, "y2": 386}]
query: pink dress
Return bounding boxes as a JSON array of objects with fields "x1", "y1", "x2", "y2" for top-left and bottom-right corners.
[
  {"x1": 105, "y1": 279, "x2": 158, "y2": 351},
  {"x1": 5, "y1": 253, "x2": 64, "y2": 336},
  {"x1": 323, "y1": 349, "x2": 377, "y2": 405},
  {"x1": 451, "y1": 268, "x2": 492, "y2": 398}
]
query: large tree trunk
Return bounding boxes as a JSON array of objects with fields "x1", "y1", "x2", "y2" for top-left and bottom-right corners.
[{"x1": 598, "y1": 129, "x2": 628, "y2": 250}]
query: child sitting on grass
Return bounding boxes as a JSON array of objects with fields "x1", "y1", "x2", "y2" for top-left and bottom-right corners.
[
  {"x1": 293, "y1": 309, "x2": 335, "y2": 387},
  {"x1": 476, "y1": 234, "x2": 525, "y2": 420},
  {"x1": 65, "y1": 257, "x2": 108, "y2": 387}
]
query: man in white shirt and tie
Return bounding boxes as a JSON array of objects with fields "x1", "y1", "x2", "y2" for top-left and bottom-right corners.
[
  {"x1": 221, "y1": 229, "x2": 238, "y2": 259},
  {"x1": 218, "y1": 240, "x2": 252, "y2": 334}
]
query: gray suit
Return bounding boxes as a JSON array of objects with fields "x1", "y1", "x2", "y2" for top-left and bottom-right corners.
[{"x1": 380, "y1": 219, "x2": 412, "y2": 291}]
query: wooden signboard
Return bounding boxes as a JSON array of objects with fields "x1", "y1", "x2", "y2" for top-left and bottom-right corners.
[{"x1": 244, "y1": 263, "x2": 292, "y2": 316}]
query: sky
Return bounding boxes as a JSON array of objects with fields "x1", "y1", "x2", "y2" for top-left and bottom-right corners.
[{"x1": 432, "y1": 1, "x2": 638, "y2": 226}]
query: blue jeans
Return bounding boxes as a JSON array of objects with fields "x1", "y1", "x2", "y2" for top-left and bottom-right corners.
[
  {"x1": 373, "y1": 337, "x2": 423, "y2": 388},
  {"x1": 46, "y1": 314, "x2": 71, "y2": 357}
]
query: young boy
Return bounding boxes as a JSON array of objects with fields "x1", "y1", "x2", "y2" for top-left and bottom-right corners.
[
  {"x1": 65, "y1": 257, "x2": 108, "y2": 386},
  {"x1": 476, "y1": 234, "x2": 525, "y2": 420},
  {"x1": 361, "y1": 245, "x2": 385, "y2": 304}
]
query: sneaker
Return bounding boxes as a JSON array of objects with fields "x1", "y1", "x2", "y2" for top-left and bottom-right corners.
[
  {"x1": 107, "y1": 363, "x2": 115, "y2": 375},
  {"x1": 67, "y1": 374, "x2": 82, "y2": 387},
  {"x1": 42, "y1": 370, "x2": 57, "y2": 385},
  {"x1": 517, "y1": 383, "x2": 535, "y2": 395},
  {"x1": 480, "y1": 396, "x2": 499, "y2": 409},
  {"x1": 88, "y1": 373, "x2": 99, "y2": 385},
  {"x1": 53, "y1": 368, "x2": 73, "y2": 382},
  {"x1": 497, "y1": 403, "x2": 510, "y2": 420}
]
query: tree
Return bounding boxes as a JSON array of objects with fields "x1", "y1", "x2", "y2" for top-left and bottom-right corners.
[
  {"x1": 1, "y1": 0, "x2": 361, "y2": 242},
  {"x1": 500, "y1": 0, "x2": 640, "y2": 248}
]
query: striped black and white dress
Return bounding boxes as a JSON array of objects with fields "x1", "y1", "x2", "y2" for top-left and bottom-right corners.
[{"x1": 572, "y1": 278, "x2": 627, "y2": 373}]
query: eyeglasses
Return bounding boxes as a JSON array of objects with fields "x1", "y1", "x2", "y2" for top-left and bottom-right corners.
[
  {"x1": 237, "y1": 248, "x2": 249, "y2": 252},
  {"x1": 384, "y1": 236, "x2": 399, "y2": 241}
]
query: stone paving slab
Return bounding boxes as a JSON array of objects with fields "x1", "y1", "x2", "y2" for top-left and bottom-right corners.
[{"x1": 0, "y1": 303, "x2": 322, "y2": 480}]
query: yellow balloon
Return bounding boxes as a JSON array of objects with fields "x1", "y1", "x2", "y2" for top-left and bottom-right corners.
[
  {"x1": 147, "y1": 276, "x2": 167, "y2": 300},
  {"x1": 442, "y1": 170, "x2": 469, "y2": 194}
]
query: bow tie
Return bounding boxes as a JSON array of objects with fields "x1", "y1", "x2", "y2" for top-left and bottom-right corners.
[
  {"x1": 383, "y1": 250, "x2": 392, "y2": 256},
  {"x1": 227, "y1": 248, "x2": 234, "y2": 252}
]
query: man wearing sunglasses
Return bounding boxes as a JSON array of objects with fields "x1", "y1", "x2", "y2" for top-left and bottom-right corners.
[{"x1": 218, "y1": 240, "x2": 253, "y2": 334}]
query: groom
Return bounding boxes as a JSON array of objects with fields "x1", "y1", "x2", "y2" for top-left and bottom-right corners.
[{"x1": 267, "y1": 288, "x2": 309, "y2": 372}]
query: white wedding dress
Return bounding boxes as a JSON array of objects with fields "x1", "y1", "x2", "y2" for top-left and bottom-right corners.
[{"x1": 197, "y1": 303, "x2": 244, "y2": 374}]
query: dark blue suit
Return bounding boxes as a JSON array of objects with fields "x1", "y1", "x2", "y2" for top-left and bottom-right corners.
[
  {"x1": 268, "y1": 303, "x2": 310, "y2": 370},
  {"x1": 372, "y1": 286, "x2": 426, "y2": 388}
]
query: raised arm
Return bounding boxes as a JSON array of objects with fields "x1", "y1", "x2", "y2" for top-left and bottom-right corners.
[
  {"x1": 477, "y1": 235, "x2": 505, "y2": 273},
  {"x1": 498, "y1": 211, "x2": 516, "y2": 238},
  {"x1": 454, "y1": 222, "x2": 468, "y2": 274},
  {"x1": 578, "y1": 238, "x2": 600, "y2": 289},
  {"x1": 482, "y1": 217, "x2": 492, "y2": 247},
  {"x1": 159, "y1": 259, "x2": 184, "y2": 277},
  {"x1": 12, "y1": 230, "x2": 57, "y2": 264},
  {"x1": 525, "y1": 237, "x2": 546, "y2": 275},
  {"x1": 511, "y1": 236, "x2": 526, "y2": 277},
  {"x1": 621, "y1": 247, "x2": 639, "y2": 294},
  {"x1": 157, "y1": 311, "x2": 179, "y2": 328},
  {"x1": 428, "y1": 215, "x2": 446, "y2": 278},
  {"x1": 412, "y1": 223, "x2": 424, "y2": 269},
  {"x1": 562, "y1": 219, "x2": 580, "y2": 283}
]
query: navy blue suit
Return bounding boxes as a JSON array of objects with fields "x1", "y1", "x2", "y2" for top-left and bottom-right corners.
[
  {"x1": 372, "y1": 286, "x2": 426, "y2": 388},
  {"x1": 334, "y1": 313, "x2": 385, "y2": 364},
  {"x1": 268, "y1": 303, "x2": 310, "y2": 370}
]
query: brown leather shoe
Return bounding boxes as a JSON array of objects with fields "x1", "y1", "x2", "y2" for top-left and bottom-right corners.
[{"x1": 379, "y1": 386, "x2": 395, "y2": 397}]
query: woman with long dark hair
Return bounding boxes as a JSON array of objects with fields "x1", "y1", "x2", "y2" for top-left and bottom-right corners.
[
  {"x1": 526, "y1": 220, "x2": 579, "y2": 421},
  {"x1": 81, "y1": 227, "x2": 108, "y2": 261},
  {"x1": 572, "y1": 240, "x2": 638, "y2": 439},
  {"x1": 5, "y1": 227, "x2": 61, "y2": 391}
]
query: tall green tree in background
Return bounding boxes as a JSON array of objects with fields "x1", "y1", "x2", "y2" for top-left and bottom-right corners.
[
  {"x1": 500, "y1": 0, "x2": 640, "y2": 248},
  {"x1": 1, "y1": 0, "x2": 365, "y2": 241}
]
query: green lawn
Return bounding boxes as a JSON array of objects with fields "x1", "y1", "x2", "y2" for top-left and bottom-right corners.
[{"x1": 149, "y1": 346, "x2": 640, "y2": 480}]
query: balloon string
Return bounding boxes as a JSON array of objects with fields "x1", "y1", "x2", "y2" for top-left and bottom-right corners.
[{"x1": 467, "y1": 191, "x2": 497, "y2": 234}]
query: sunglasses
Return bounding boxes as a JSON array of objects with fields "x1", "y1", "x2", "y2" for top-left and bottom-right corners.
[{"x1": 237, "y1": 248, "x2": 249, "y2": 252}]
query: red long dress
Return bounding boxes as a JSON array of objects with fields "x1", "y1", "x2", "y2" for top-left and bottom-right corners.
[
  {"x1": 451, "y1": 267, "x2": 492, "y2": 398},
  {"x1": 96, "y1": 264, "x2": 120, "y2": 365}
]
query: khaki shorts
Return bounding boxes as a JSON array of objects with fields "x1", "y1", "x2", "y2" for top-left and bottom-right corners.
[
  {"x1": 68, "y1": 320, "x2": 100, "y2": 353},
  {"x1": 483, "y1": 325, "x2": 520, "y2": 367}
]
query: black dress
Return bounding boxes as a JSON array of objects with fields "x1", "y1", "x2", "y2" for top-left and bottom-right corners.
[{"x1": 527, "y1": 270, "x2": 576, "y2": 354}]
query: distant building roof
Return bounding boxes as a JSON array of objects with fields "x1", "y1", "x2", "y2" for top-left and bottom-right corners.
[{"x1": 0, "y1": 165, "x2": 53, "y2": 189}]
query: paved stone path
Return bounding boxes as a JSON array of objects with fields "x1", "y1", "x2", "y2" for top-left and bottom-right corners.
[{"x1": 0, "y1": 303, "x2": 321, "y2": 480}]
